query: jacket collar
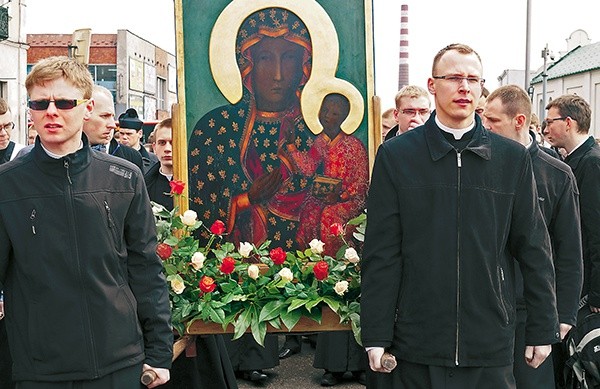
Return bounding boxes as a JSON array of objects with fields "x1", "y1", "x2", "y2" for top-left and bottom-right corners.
[
  {"x1": 565, "y1": 136, "x2": 596, "y2": 169},
  {"x1": 527, "y1": 130, "x2": 541, "y2": 159},
  {"x1": 33, "y1": 133, "x2": 92, "y2": 176},
  {"x1": 424, "y1": 111, "x2": 491, "y2": 162}
]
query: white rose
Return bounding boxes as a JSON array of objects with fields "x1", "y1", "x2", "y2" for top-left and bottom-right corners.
[
  {"x1": 309, "y1": 239, "x2": 325, "y2": 255},
  {"x1": 170, "y1": 277, "x2": 185, "y2": 294},
  {"x1": 278, "y1": 267, "x2": 294, "y2": 283},
  {"x1": 190, "y1": 252, "x2": 205, "y2": 270},
  {"x1": 247, "y1": 264, "x2": 260, "y2": 280},
  {"x1": 239, "y1": 242, "x2": 253, "y2": 258},
  {"x1": 180, "y1": 209, "x2": 198, "y2": 226},
  {"x1": 344, "y1": 247, "x2": 360, "y2": 263},
  {"x1": 334, "y1": 280, "x2": 349, "y2": 296},
  {"x1": 152, "y1": 204, "x2": 164, "y2": 215}
]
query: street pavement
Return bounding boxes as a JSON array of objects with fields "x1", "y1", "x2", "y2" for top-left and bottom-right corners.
[{"x1": 237, "y1": 336, "x2": 365, "y2": 389}]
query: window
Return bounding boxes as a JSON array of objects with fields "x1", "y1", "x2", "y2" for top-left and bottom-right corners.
[{"x1": 157, "y1": 77, "x2": 167, "y2": 111}]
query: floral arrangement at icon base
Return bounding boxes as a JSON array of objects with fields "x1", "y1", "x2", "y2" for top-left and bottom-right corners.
[{"x1": 152, "y1": 180, "x2": 366, "y2": 346}]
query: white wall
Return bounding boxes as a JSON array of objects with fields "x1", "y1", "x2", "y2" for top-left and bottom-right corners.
[{"x1": 0, "y1": 0, "x2": 29, "y2": 144}]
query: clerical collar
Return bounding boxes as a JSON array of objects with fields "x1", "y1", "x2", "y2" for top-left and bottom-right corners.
[
  {"x1": 159, "y1": 167, "x2": 173, "y2": 181},
  {"x1": 41, "y1": 140, "x2": 84, "y2": 159},
  {"x1": 526, "y1": 134, "x2": 534, "y2": 149},
  {"x1": 567, "y1": 137, "x2": 590, "y2": 156},
  {"x1": 435, "y1": 116, "x2": 475, "y2": 140}
]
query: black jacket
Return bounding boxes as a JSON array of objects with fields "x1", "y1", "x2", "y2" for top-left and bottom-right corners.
[
  {"x1": 144, "y1": 162, "x2": 173, "y2": 210},
  {"x1": 565, "y1": 136, "x2": 600, "y2": 307},
  {"x1": 361, "y1": 113, "x2": 560, "y2": 367},
  {"x1": 514, "y1": 140, "x2": 582, "y2": 326},
  {"x1": 0, "y1": 136, "x2": 173, "y2": 381},
  {"x1": 138, "y1": 145, "x2": 159, "y2": 174},
  {"x1": 108, "y1": 138, "x2": 144, "y2": 172}
]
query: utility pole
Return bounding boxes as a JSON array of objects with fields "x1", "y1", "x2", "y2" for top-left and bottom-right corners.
[
  {"x1": 524, "y1": 0, "x2": 531, "y2": 90},
  {"x1": 541, "y1": 44, "x2": 553, "y2": 118}
]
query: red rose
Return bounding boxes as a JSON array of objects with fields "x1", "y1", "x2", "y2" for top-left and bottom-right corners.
[
  {"x1": 199, "y1": 275, "x2": 216, "y2": 293},
  {"x1": 269, "y1": 247, "x2": 287, "y2": 265},
  {"x1": 210, "y1": 220, "x2": 226, "y2": 235},
  {"x1": 329, "y1": 223, "x2": 344, "y2": 237},
  {"x1": 313, "y1": 260, "x2": 329, "y2": 281},
  {"x1": 169, "y1": 180, "x2": 186, "y2": 195},
  {"x1": 156, "y1": 243, "x2": 173, "y2": 260},
  {"x1": 220, "y1": 256, "x2": 236, "y2": 275}
]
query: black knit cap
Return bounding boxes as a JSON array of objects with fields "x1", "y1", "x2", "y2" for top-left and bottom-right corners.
[{"x1": 119, "y1": 108, "x2": 143, "y2": 130}]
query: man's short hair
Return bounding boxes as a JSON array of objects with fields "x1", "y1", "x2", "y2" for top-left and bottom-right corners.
[
  {"x1": 26, "y1": 56, "x2": 94, "y2": 99},
  {"x1": 546, "y1": 95, "x2": 591, "y2": 134},
  {"x1": 530, "y1": 112, "x2": 540, "y2": 127},
  {"x1": 151, "y1": 118, "x2": 173, "y2": 142},
  {"x1": 487, "y1": 85, "x2": 532, "y2": 127},
  {"x1": 432, "y1": 43, "x2": 482, "y2": 75},
  {"x1": 0, "y1": 97, "x2": 9, "y2": 115},
  {"x1": 93, "y1": 85, "x2": 114, "y2": 102},
  {"x1": 394, "y1": 85, "x2": 430, "y2": 108},
  {"x1": 382, "y1": 108, "x2": 395, "y2": 120}
]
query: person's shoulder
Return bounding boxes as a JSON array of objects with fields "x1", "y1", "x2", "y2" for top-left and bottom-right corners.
[
  {"x1": 91, "y1": 149, "x2": 143, "y2": 177},
  {"x1": 537, "y1": 149, "x2": 576, "y2": 179},
  {"x1": 0, "y1": 148, "x2": 34, "y2": 176}
]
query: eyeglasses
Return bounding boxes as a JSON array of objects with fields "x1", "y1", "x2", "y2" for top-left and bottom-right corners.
[
  {"x1": 400, "y1": 108, "x2": 430, "y2": 117},
  {"x1": 432, "y1": 75, "x2": 485, "y2": 85},
  {"x1": 544, "y1": 117, "x2": 567, "y2": 125},
  {"x1": 28, "y1": 99, "x2": 88, "y2": 111},
  {"x1": 0, "y1": 122, "x2": 14, "y2": 132}
]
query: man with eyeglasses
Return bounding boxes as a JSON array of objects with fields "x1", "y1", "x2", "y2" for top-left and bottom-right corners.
[
  {"x1": 82, "y1": 85, "x2": 143, "y2": 172},
  {"x1": 384, "y1": 85, "x2": 431, "y2": 141},
  {"x1": 483, "y1": 85, "x2": 582, "y2": 389},
  {"x1": 0, "y1": 56, "x2": 173, "y2": 388},
  {"x1": 0, "y1": 98, "x2": 25, "y2": 164},
  {"x1": 118, "y1": 108, "x2": 158, "y2": 173},
  {"x1": 544, "y1": 95, "x2": 600, "y2": 315},
  {"x1": 362, "y1": 44, "x2": 559, "y2": 388}
]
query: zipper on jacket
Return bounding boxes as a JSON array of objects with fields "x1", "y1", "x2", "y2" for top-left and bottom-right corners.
[
  {"x1": 104, "y1": 201, "x2": 115, "y2": 229},
  {"x1": 63, "y1": 159, "x2": 73, "y2": 185},
  {"x1": 30, "y1": 209, "x2": 36, "y2": 235},
  {"x1": 63, "y1": 161, "x2": 99, "y2": 377},
  {"x1": 497, "y1": 266, "x2": 510, "y2": 325},
  {"x1": 455, "y1": 150, "x2": 462, "y2": 366}
]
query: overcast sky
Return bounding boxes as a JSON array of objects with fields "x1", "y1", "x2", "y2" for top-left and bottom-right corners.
[{"x1": 24, "y1": 0, "x2": 600, "y2": 109}]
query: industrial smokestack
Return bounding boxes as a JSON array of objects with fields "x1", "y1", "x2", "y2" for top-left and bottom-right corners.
[{"x1": 398, "y1": 4, "x2": 409, "y2": 89}]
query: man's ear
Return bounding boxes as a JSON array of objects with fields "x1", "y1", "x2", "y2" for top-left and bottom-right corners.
[
  {"x1": 427, "y1": 78, "x2": 435, "y2": 95},
  {"x1": 83, "y1": 98, "x2": 95, "y2": 121},
  {"x1": 514, "y1": 113, "x2": 527, "y2": 130}
]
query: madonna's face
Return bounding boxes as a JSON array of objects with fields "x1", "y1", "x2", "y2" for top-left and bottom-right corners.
[{"x1": 250, "y1": 36, "x2": 304, "y2": 112}]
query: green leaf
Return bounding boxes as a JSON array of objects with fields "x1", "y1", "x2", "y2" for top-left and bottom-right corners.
[
  {"x1": 305, "y1": 297, "x2": 323, "y2": 312},
  {"x1": 287, "y1": 298, "x2": 309, "y2": 312},
  {"x1": 280, "y1": 308, "x2": 302, "y2": 330},
  {"x1": 209, "y1": 307, "x2": 225, "y2": 324},
  {"x1": 250, "y1": 319, "x2": 267, "y2": 347},
  {"x1": 259, "y1": 300, "x2": 284, "y2": 322},
  {"x1": 322, "y1": 297, "x2": 340, "y2": 313},
  {"x1": 233, "y1": 308, "x2": 252, "y2": 340},
  {"x1": 164, "y1": 236, "x2": 179, "y2": 246}
]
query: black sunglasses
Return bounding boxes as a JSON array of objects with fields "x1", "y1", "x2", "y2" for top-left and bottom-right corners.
[{"x1": 28, "y1": 99, "x2": 88, "y2": 111}]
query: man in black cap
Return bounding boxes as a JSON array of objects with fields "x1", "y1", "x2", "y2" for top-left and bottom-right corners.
[{"x1": 118, "y1": 108, "x2": 158, "y2": 172}]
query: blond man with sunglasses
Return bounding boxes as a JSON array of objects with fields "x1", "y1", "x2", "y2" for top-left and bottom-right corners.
[{"x1": 0, "y1": 56, "x2": 172, "y2": 388}]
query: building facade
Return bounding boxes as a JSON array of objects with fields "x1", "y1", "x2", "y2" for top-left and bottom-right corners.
[
  {"x1": 0, "y1": 0, "x2": 29, "y2": 144},
  {"x1": 27, "y1": 30, "x2": 176, "y2": 121},
  {"x1": 530, "y1": 30, "x2": 600, "y2": 138}
]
